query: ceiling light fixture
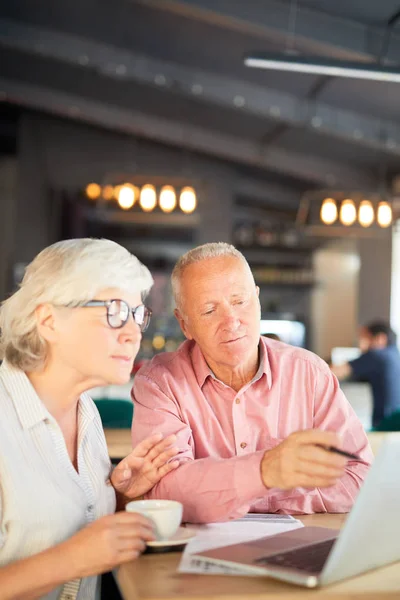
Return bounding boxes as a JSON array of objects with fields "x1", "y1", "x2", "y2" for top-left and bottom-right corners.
[
  {"x1": 102, "y1": 185, "x2": 114, "y2": 201},
  {"x1": 117, "y1": 184, "x2": 136, "y2": 210},
  {"x1": 139, "y1": 184, "x2": 157, "y2": 212},
  {"x1": 377, "y1": 201, "x2": 393, "y2": 227},
  {"x1": 339, "y1": 199, "x2": 357, "y2": 226},
  {"x1": 244, "y1": 54, "x2": 400, "y2": 84},
  {"x1": 179, "y1": 187, "x2": 197, "y2": 214},
  {"x1": 320, "y1": 198, "x2": 337, "y2": 225},
  {"x1": 159, "y1": 185, "x2": 177, "y2": 213},
  {"x1": 85, "y1": 183, "x2": 101, "y2": 200},
  {"x1": 358, "y1": 200, "x2": 375, "y2": 227}
]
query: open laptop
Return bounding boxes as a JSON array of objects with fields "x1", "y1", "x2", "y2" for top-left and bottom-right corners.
[{"x1": 194, "y1": 434, "x2": 400, "y2": 587}]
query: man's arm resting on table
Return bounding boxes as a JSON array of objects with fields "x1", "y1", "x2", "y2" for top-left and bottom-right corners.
[
  {"x1": 147, "y1": 451, "x2": 268, "y2": 523},
  {"x1": 132, "y1": 368, "x2": 372, "y2": 522},
  {"x1": 131, "y1": 374, "x2": 273, "y2": 523}
]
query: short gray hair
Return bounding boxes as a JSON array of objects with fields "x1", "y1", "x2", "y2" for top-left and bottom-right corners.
[
  {"x1": 0, "y1": 238, "x2": 153, "y2": 371},
  {"x1": 171, "y1": 242, "x2": 252, "y2": 310}
]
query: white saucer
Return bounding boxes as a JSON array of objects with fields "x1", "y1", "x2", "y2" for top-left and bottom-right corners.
[{"x1": 147, "y1": 526, "x2": 197, "y2": 548}]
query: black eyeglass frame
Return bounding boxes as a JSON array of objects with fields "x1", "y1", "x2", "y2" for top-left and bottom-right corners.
[{"x1": 82, "y1": 299, "x2": 152, "y2": 331}]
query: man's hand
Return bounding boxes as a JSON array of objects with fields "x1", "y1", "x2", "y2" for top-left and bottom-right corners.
[
  {"x1": 111, "y1": 433, "x2": 179, "y2": 499},
  {"x1": 260, "y1": 430, "x2": 347, "y2": 490}
]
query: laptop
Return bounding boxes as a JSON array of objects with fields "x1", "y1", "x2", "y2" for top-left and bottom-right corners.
[{"x1": 194, "y1": 434, "x2": 400, "y2": 587}]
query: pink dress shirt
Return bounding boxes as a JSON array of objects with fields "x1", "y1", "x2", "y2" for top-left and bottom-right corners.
[{"x1": 131, "y1": 337, "x2": 373, "y2": 523}]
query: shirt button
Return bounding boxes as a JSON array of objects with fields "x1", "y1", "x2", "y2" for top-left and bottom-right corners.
[
  {"x1": 240, "y1": 442, "x2": 247, "y2": 449},
  {"x1": 235, "y1": 398, "x2": 241, "y2": 404},
  {"x1": 87, "y1": 504, "x2": 94, "y2": 512}
]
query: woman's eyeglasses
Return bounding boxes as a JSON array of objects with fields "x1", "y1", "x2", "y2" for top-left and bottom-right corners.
[{"x1": 82, "y1": 299, "x2": 152, "y2": 331}]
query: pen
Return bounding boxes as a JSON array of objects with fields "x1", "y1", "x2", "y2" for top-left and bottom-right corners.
[{"x1": 317, "y1": 445, "x2": 361, "y2": 461}]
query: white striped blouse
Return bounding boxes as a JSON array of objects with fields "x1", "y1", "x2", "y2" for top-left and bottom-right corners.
[{"x1": 0, "y1": 360, "x2": 116, "y2": 600}]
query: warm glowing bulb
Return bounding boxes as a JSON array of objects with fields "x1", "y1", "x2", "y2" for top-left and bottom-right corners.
[
  {"x1": 320, "y1": 198, "x2": 337, "y2": 225},
  {"x1": 117, "y1": 184, "x2": 135, "y2": 210},
  {"x1": 139, "y1": 184, "x2": 157, "y2": 212},
  {"x1": 377, "y1": 201, "x2": 392, "y2": 228},
  {"x1": 85, "y1": 183, "x2": 101, "y2": 199},
  {"x1": 113, "y1": 185, "x2": 123, "y2": 200},
  {"x1": 152, "y1": 334, "x2": 165, "y2": 350},
  {"x1": 159, "y1": 185, "x2": 177, "y2": 212},
  {"x1": 102, "y1": 185, "x2": 114, "y2": 201},
  {"x1": 179, "y1": 187, "x2": 197, "y2": 214},
  {"x1": 339, "y1": 199, "x2": 357, "y2": 226},
  {"x1": 358, "y1": 200, "x2": 374, "y2": 227}
]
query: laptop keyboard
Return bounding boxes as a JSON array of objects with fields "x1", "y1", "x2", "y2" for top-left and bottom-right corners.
[{"x1": 254, "y1": 538, "x2": 336, "y2": 574}]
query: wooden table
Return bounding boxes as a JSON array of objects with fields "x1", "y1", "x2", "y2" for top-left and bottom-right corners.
[
  {"x1": 115, "y1": 514, "x2": 400, "y2": 600},
  {"x1": 105, "y1": 428, "x2": 132, "y2": 460},
  {"x1": 114, "y1": 513, "x2": 400, "y2": 600},
  {"x1": 104, "y1": 429, "x2": 394, "y2": 460}
]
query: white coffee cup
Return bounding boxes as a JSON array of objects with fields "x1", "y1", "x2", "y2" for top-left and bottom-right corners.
[{"x1": 125, "y1": 499, "x2": 183, "y2": 540}]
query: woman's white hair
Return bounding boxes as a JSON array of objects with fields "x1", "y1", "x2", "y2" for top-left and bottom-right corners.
[
  {"x1": 171, "y1": 242, "x2": 253, "y2": 311},
  {"x1": 0, "y1": 238, "x2": 153, "y2": 371}
]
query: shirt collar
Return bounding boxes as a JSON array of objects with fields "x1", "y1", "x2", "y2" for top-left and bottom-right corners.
[
  {"x1": 259, "y1": 336, "x2": 273, "y2": 390},
  {"x1": 190, "y1": 336, "x2": 273, "y2": 390},
  {"x1": 190, "y1": 342, "x2": 212, "y2": 388},
  {"x1": 0, "y1": 360, "x2": 96, "y2": 430}
]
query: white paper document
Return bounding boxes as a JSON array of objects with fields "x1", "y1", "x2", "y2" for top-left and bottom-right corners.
[
  {"x1": 235, "y1": 513, "x2": 298, "y2": 524},
  {"x1": 179, "y1": 516, "x2": 303, "y2": 575}
]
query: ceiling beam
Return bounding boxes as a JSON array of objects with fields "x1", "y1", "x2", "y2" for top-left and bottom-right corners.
[
  {"x1": 1, "y1": 19, "x2": 400, "y2": 155},
  {"x1": 0, "y1": 77, "x2": 375, "y2": 187},
  {"x1": 235, "y1": 178, "x2": 302, "y2": 210},
  {"x1": 138, "y1": 0, "x2": 400, "y2": 63}
]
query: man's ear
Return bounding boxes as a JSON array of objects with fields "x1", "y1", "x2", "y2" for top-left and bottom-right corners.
[
  {"x1": 174, "y1": 308, "x2": 193, "y2": 340},
  {"x1": 35, "y1": 303, "x2": 58, "y2": 343},
  {"x1": 256, "y1": 285, "x2": 260, "y2": 297}
]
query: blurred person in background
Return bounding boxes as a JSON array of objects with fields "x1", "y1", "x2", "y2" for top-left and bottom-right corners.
[
  {"x1": 0, "y1": 238, "x2": 179, "y2": 600},
  {"x1": 132, "y1": 242, "x2": 372, "y2": 524},
  {"x1": 331, "y1": 321, "x2": 400, "y2": 428}
]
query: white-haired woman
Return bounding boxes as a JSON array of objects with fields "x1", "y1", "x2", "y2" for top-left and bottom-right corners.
[{"x1": 0, "y1": 238, "x2": 179, "y2": 600}]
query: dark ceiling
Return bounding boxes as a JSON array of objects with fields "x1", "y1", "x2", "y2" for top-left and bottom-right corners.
[{"x1": 1, "y1": 0, "x2": 400, "y2": 209}]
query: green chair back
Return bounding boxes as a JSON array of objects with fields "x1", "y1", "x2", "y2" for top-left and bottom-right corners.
[
  {"x1": 94, "y1": 398, "x2": 133, "y2": 429},
  {"x1": 373, "y1": 410, "x2": 400, "y2": 432}
]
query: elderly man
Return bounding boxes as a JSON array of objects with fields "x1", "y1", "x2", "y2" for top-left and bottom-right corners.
[{"x1": 132, "y1": 243, "x2": 372, "y2": 523}]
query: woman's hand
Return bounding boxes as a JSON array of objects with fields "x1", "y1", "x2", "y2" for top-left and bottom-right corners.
[
  {"x1": 111, "y1": 433, "x2": 179, "y2": 499},
  {"x1": 64, "y1": 512, "x2": 155, "y2": 578}
]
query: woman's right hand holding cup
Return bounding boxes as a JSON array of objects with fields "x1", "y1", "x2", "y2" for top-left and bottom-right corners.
[{"x1": 63, "y1": 512, "x2": 155, "y2": 578}]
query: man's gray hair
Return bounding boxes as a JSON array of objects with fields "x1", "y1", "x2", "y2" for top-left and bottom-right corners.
[
  {"x1": 171, "y1": 242, "x2": 253, "y2": 310},
  {"x1": 0, "y1": 238, "x2": 153, "y2": 371}
]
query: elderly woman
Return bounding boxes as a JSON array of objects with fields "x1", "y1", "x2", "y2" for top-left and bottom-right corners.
[{"x1": 0, "y1": 238, "x2": 179, "y2": 600}]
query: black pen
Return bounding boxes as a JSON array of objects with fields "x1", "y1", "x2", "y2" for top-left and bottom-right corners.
[{"x1": 317, "y1": 445, "x2": 361, "y2": 461}]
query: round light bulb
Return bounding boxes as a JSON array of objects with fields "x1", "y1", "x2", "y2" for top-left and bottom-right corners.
[
  {"x1": 117, "y1": 184, "x2": 135, "y2": 210},
  {"x1": 102, "y1": 185, "x2": 114, "y2": 201},
  {"x1": 113, "y1": 185, "x2": 123, "y2": 200},
  {"x1": 85, "y1": 183, "x2": 101, "y2": 200},
  {"x1": 179, "y1": 186, "x2": 197, "y2": 214},
  {"x1": 152, "y1": 334, "x2": 166, "y2": 350},
  {"x1": 339, "y1": 199, "x2": 357, "y2": 226},
  {"x1": 358, "y1": 200, "x2": 374, "y2": 227},
  {"x1": 139, "y1": 184, "x2": 157, "y2": 212},
  {"x1": 159, "y1": 185, "x2": 177, "y2": 213},
  {"x1": 377, "y1": 201, "x2": 392, "y2": 228},
  {"x1": 320, "y1": 197, "x2": 337, "y2": 225}
]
